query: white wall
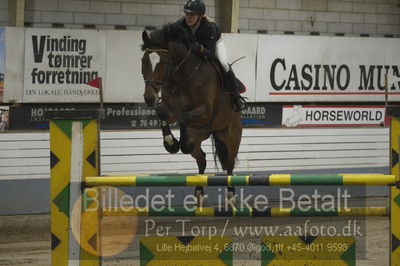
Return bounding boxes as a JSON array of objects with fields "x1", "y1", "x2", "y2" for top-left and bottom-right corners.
[
  {"x1": 238, "y1": 0, "x2": 400, "y2": 36},
  {"x1": 17, "y1": 0, "x2": 400, "y2": 37}
]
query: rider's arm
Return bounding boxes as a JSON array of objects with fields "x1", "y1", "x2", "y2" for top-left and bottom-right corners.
[{"x1": 193, "y1": 19, "x2": 221, "y2": 60}]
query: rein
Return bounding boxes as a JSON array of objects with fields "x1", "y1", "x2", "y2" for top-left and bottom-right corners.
[
  {"x1": 169, "y1": 47, "x2": 193, "y2": 78},
  {"x1": 144, "y1": 46, "x2": 223, "y2": 133}
]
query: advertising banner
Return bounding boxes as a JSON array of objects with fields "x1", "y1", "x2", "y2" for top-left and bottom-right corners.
[
  {"x1": 9, "y1": 103, "x2": 386, "y2": 130},
  {"x1": 241, "y1": 103, "x2": 282, "y2": 127},
  {"x1": 223, "y1": 33, "x2": 257, "y2": 102},
  {"x1": 23, "y1": 28, "x2": 105, "y2": 102},
  {"x1": 9, "y1": 104, "x2": 157, "y2": 130},
  {"x1": 8, "y1": 103, "x2": 282, "y2": 130},
  {"x1": 10, "y1": 103, "x2": 384, "y2": 130},
  {"x1": 6, "y1": 28, "x2": 399, "y2": 104},
  {"x1": 282, "y1": 105, "x2": 386, "y2": 127},
  {"x1": 256, "y1": 35, "x2": 400, "y2": 102}
]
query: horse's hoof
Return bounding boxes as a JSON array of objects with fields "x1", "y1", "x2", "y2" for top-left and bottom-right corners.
[
  {"x1": 163, "y1": 139, "x2": 180, "y2": 154},
  {"x1": 180, "y1": 139, "x2": 195, "y2": 154},
  {"x1": 144, "y1": 96, "x2": 155, "y2": 107}
]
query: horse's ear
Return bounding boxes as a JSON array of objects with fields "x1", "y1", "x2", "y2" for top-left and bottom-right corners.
[{"x1": 142, "y1": 31, "x2": 150, "y2": 45}]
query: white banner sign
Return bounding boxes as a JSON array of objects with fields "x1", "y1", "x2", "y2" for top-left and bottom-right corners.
[
  {"x1": 256, "y1": 35, "x2": 400, "y2": 102},
  {"x1": 8, "y1": 29, "x2": 400, "y2": 103},
  {"x1": 23, "y1": 28, "x2": 105, "y2": 102},
  {"x1": 282, "y1": 105, "x2": 386, "y2": 127}
]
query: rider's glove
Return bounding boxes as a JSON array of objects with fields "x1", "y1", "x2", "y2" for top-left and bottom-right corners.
[{"x1": 190, "y1": 42, "x2": 204, "y2": 53}]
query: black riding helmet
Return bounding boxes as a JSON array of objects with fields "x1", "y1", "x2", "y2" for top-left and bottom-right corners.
[{"x1": 184, "y1": 0, "x2": 206, "y2": 15}]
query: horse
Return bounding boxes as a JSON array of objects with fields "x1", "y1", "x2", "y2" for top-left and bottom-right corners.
[{"x1": 140, "y1": 23, "x2": 242, "y2": 205}]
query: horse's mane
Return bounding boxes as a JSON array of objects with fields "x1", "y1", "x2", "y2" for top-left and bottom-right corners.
[{"x1": 141, "y1": 23, "x2": 190, "y2": 51}]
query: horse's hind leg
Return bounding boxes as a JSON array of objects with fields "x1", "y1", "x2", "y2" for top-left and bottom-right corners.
[
  {"x1": 226, "y1": 169, "x2": 235, "y2": 206},
  {"x1": 191, "y1": 143, "x2": 207, "y2": 207},
  {"x1": 179, "y1": 122, "x2": 195, "y2": 154},
  {"x1": 213, "y1": 122, "x2": 242, "y2": 207},
  {"x1": 186, "y1": 127, "x2": 209, "y2": 207}
]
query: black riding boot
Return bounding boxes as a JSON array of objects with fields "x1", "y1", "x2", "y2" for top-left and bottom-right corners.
[{"x1": 226, "y1": 69, "x2": 246, "y2": 112}]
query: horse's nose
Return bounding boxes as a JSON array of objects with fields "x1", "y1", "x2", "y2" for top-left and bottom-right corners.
[
  {"x1": 144, "y1": 95, "x2": 155, "y2": 107},
  {"x1": 144, "y1": 91, "x2": 155, "y2": 107}
]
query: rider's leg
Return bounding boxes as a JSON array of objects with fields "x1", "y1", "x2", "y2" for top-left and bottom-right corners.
[
  {"x1": 215, "y1": 39, "x2": 246, "y2": 112},
  {"x1": 225, "y1": 68, "x2": 246, "y2": 112}
]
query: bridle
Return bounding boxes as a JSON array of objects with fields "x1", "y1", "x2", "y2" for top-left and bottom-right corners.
[
  {"x1": 143, "y1": 46, "x2": 223, "y2": 132},
  {"x1": 143, "y1": 49, "x2": 170, "y2": 92},
  {"x1": 143, "y1": 47, "x2": 195, "y2": 93}
]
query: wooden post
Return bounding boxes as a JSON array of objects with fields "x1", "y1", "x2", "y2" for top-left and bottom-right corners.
[
  {"x1": 49, "y1": 110, "x2": 101, "y2": 266},
  {"x1": 8, "y1": 0, "x2": 25, "y2": 27},
  {"x1": 390, "y1": 107, "x2": 400, "y2": 265},
  {"x1": 221, "y1": 0, "x2": 239, "y2": 33}
]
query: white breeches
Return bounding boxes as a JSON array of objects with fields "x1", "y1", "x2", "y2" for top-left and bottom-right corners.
[{"x1": 215, "y1": 39, "x2": 230, "y2": 72}]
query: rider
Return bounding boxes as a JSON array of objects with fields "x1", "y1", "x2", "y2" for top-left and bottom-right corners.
[{"x1": 174, "y1": 0, "x2": 246, "y2": 112}]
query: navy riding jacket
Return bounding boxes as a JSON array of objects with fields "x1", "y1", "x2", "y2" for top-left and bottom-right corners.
[{"x1": 175, "y1": 16, "x2": 221, "y2": 59}]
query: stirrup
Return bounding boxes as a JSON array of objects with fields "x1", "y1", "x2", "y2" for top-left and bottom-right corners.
[{"x1": 233, "y1": 96, "x2": 246, "y2": 112}]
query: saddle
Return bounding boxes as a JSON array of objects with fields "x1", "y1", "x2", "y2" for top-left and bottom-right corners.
[{"x1": 210, "y1": 61, "x2": 247, "y2": 93}]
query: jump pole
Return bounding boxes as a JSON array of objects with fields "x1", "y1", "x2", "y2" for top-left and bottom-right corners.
[
  {"x1": 48, "y1": 107, "x2": 400, "y2": 265},
  {"x1": 84, "y1": 174, "x2": 396, "y2": 187},
  {"x1": 102, "y1": 206, "x2": 389, "y2": 217}
]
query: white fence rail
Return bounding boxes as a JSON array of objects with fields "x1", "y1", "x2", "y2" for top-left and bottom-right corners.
[{"x1": 0, "y1": 127, "x2": 389, "y2": 180}]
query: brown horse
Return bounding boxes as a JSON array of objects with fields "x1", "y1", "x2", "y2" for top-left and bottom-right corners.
[{"x1": 141, "y1": 24, "x2": 242, "y2": 204}]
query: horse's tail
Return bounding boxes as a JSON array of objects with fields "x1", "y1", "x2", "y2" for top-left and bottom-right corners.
[{"x1": 211, "y1": 132, "x2": 228, "y2": 171}]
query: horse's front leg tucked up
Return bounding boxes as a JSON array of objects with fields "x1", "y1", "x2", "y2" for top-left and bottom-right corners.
[
  {"x1": 156, "y1": 104, "x2": 179, "y2": 154},
  {"x1": 160, "y1": 121, "x2": 179, "y2": 154},
  {"x1": 178, "y1": 107, "x2": 207, "y2": 154}
]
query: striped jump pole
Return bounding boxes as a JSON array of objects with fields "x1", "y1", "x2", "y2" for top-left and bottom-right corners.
[
  {"x1": 102, "y1": 206, "x2": 388, "y2": 217},
  {"x1": 84, "y1": 174, "x2": 396, "y2": 187}
]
